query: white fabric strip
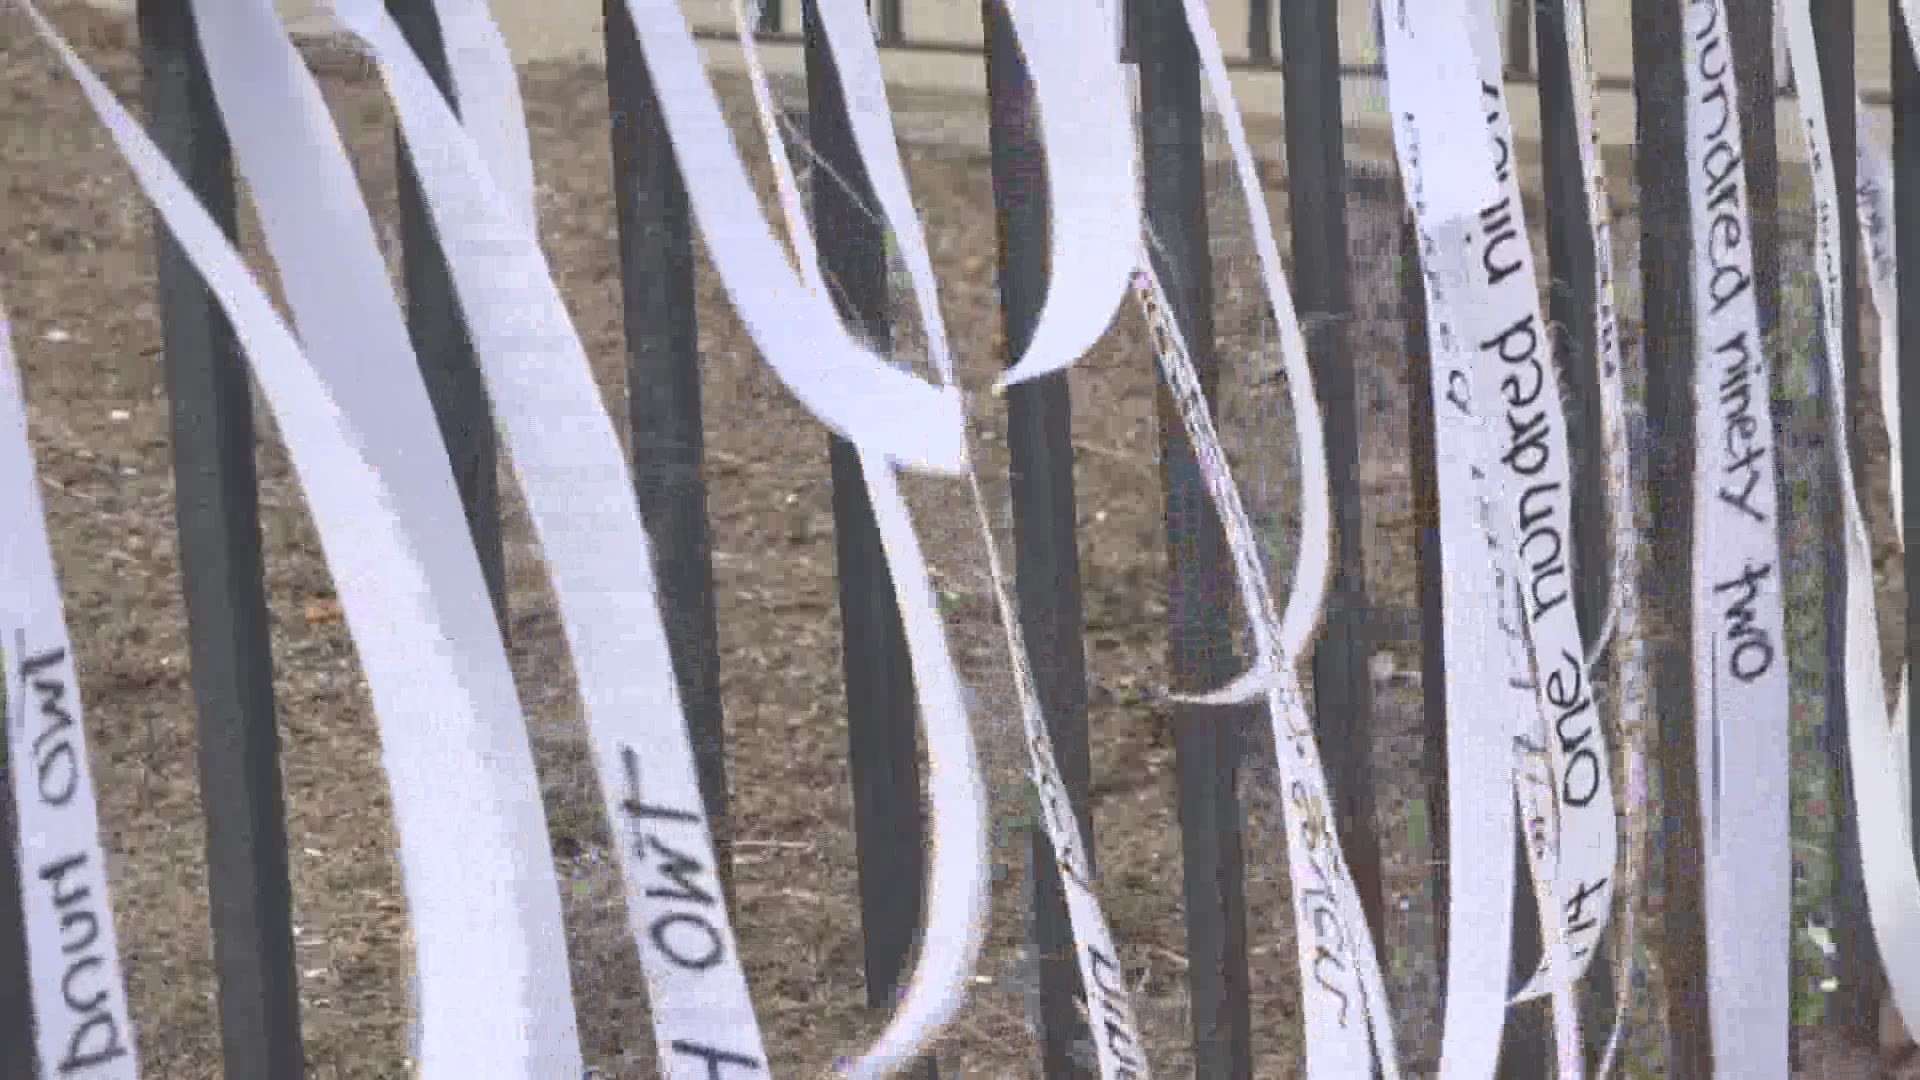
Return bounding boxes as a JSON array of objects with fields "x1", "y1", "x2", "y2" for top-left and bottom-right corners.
[
  {"x1": 1162, "y1": 2, "x2": 1419, "y2": 1075},
  {"x1": 1454, "y1": 0, "x2": 1619, "y2": 1014},
  {"x1": 184, "y1": 3, "x2": 584, "y2": 1071},
  {"x1": 1679, "y1": 4, "x2": 1792, "y2": 1076},
  {"x1": 1173, "y1": 0, "x2": 1327, "y2": 696},
  {"x1": 1777, "y1": 0, "x2": 1920, "y2": 1040},
  {"x1": 0, "y1": 300, "x2": 141, "y2": 1079},
  {"x1": 18, "y1": 5, "x2": 579, "y2": 1075},
  {"x1": 1381, "y1": 3, "x2": 1587, "y2": 1072},
  {"x1": 1555, "y1": 0, "x2": 1652, "y2": 1073},
  {"x1": 422, "y1": 0, "x2": 535, "y2": 230},
  {"x1": 611, "y1": 0, "x2": 968, "y2": 473},
  {"x1": 607, "y1": 1, "x2": 992, "y2": 1072},
  {"x1": 1857, "y1": 107, "x2": 1900, "y2": 542},
  {"x1": 1854, "y1": 103, "x2": 1912, "y2": 815},
  {"x1": 765, "y1": 0, "x2": 1154, "y2": 1074},
  {"x1": 1127, "y1": 264, "x2": 1400, "y2": 1080},
  {"x1": 700, "y1": 8, "x2": 997, "y2": 1074},
  {"x1": 318, "y1": 1, "x2": 789, "y2": 1073},
  {"x1": 983, "y1": 0, "x2": 1141, "y2": 390},
  {"x1": 1377, "y1": 4, "x2": 1566, "y2": 1073},
  {"x1": 1384, "y1": 138, "x2": 1527, "y2": 1080}
]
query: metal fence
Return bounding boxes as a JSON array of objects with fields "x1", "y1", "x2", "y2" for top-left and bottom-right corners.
[{"x1": 0, "y1": 0, "x2": 1914, "y2": 1077}]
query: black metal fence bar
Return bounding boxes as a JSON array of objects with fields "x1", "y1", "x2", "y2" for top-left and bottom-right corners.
[
  {"x1": 1401, "y1": 206, "x2": 1448, "y2": 1076},
  {"x1": 605, "y1": 0, "x2": 734, "y2": 874},
  {"x1": 1814, "y1": 0, "x2": 1884, "y2": 1044},
  {"x1": 876, "y1": 0, "x2": 905, "y2": 45},
  {"x1": 390, "y1": 0, "x2": 508, "y2": 637},
  {"x1": 138, "y1": 2, "x2": 305, "y2": 1077},
  {"x1": 1895, "y1": 0, "x2": 1920, "y2": 957},
  {"x1": 1631, "y1": 0, "x2": 1710, "y2": 1074},
  {"x1": 982, "y1": 1, "x2": 1099, "y2": 1075},
  {"x1": 803, "y1": 5, "x2": 936, "y2": 1077},
  {"x1": 0, "y1": 752, "x2": 25, "y2": 1080},
  {"x1": 1283, "y1": 0, "x2": 1383, "y2": 961},
  {"x1": 1133, "y1": 1, "x2": 1256, "y2": 1076},
  {"x1": 1246, "y1": 0, "x2": 1272, "y2": 66}
]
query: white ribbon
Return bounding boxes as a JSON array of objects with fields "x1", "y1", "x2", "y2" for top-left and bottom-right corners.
[
  {"x1": 612, "y1": 0, "x2": 995, "y2": 1072},
  {"x1": 422, "y1": 0, "x2": 536, "y2": 231},
  {"x1": 0, "y1": 298, "x2": 141, "y2": 1079},
  {"x1": 1378, "y1": 4, "x2": 1564, "y2": 1075},
  {"x1": 1856, "y1": 107, "x2": 1900, "y2": 544},
  {"x1": 609, "y1": 0, "x2": 968, "y2": 473},
  {"x1": 184, "y1": 3, "x2": 588, "y2": 1070},
  {"x1": 1778, "y1": 0, "x2": 1920, "y2": 1040},
  {"x1": 1127, "y1": 263, "x2": 1400, "y2": 1080},
  {"x1": 1854, "y1": 104, "x2": 1912, "y2": 816},
  {"x1": 1457, "y1": 0, "x2": 1619, "y2": 1019},
  {"x1": 314, "y1": 0, "x2": 800, "y2": 1072},
  {"x1": 1150, "y1": 2, "x2": 1405, "y2": 1076},
  {"x1": 19, "y1": 4, "x2": 581, "y2": 1075},
  {"x1": 750, "y1": 0, "x2": 1153, "y2": 1074},
  {"x1": 1680, "y1": 4, "x2": 1792, "y2": 1076},
  {"x1": 1556, "y1": 0, "x2": 1652, "y2": 1074}
]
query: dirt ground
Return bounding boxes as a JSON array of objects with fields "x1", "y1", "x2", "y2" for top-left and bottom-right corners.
[{"x1": 1, "y1": 1, "x2": 1914, "y2": 1077}]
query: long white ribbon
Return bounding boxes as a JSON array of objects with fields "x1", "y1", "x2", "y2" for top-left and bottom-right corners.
[
  {"x1": 1149, "y1": 2, "x2": 1407, "y2": 1076},
  {"x1": 1127, "y1": 263, "x2": 1401, "y2": 1080},
  {"x1": 1556, "y1": 0, "x2": 1652, "y2": 1073},
  {"x1": 1679, "y1": 4, "x2": 1792, "y2": 1076},
  {"x1": 19, "y1": 4, "x2": 581, "y2": 1075},
  {"x1": 608, "y1": 0, "x2": 995, "y2": 1072},
  {"x1": 1455, "y1": 0, "x2": 1619, "y2": 1018},
  {"x1": 312, "y1": 0, "x2": 800, "y2": 1073},
  {"x1": 1857, "y1": 107, "x2": 1900, "y2": 542},
  {"x1": 1383, "y1": 0, "x2": 1599, "y2": 1069},
  {"x1": 0, "y1": 299, "x2": 141, "y2": 1079},
  {"x1": 1777, "y1": 0, "x2": 1920, "y2": 1040},
  {"x1": 609, "y1": 0, "x2": 967, "y2": 473},
  {"x1": 184, "y1": 3, "x2": 587, "y2": 1071},
  {"x1": 1854, "y1": 103, "x2": 1912, "y2": 817},
  {"x1": 1398, "y1": 119, "x2": 1529, "y2": 1080},
  {"x1": 1378, "y1": 3, "x2": 1568, "y2": 1075},
  {"x1": 753, "y1": 0, "x2": 1153, "y2": 1075},
  {"x1": 420, "y1": 0, "x2": 535, "y2": 229}
]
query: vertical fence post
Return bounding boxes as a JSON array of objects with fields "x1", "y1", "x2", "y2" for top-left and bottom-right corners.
[
  {"x1": 388, "y1": 0, "x2": 507, "y2": 636},
  {"x1": 1811, "y1": 0, "x2": 1881, "y2": 1045},
  {"x1": 876, "y1": 0, "x2": 905, "y2": 46},
  {"x1": 1506, "y1": 0, "x2": 1533, "y2": 77},
  {"x1": 1132, "y1": 1, "x2": 1255, "y2": 1076},
  {"x1": 983, "y1": 2, "x2": 1097, "y2": 1075},
  {"x1": 1896, "y1": 0, "x2": 1920, "y2": 967},
  {"x1": 1247, "y1": 0, "x2": 1273, "y2": 67},
  {"x1": 0, "y1": 738, "x2": 30, "y2": 1079},
  {"x1": 1534, "y1": 1, "x2": 1613, "y2": 1069},
  {"x1": 1631, "y1": 0, "x2": 1709, "y2": 1074},
  {"x1": 803, "y1": 6, "x2": 935, "y2": 1076},
  {"x1": 605, "y1": 0, "x2": 733, "y2": 879},
  {"x1": 1401, "y1": 208, "x2": 1448, "y2": 1077},
  {"x1": 1282, "y1": 0, "x2": 1384, "y2": 949},
  {"x1": 138, "y1": 2, "x2": 305, "y2": 1076}
]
